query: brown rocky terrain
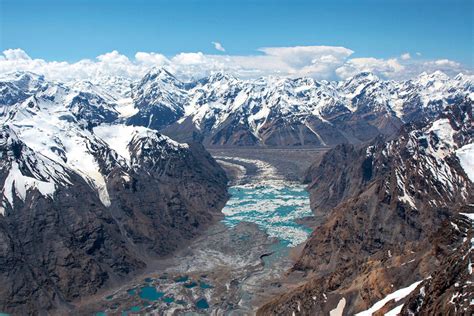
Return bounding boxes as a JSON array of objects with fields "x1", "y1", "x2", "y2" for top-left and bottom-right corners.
[
  {"x1": 0, "y1": 128, "x2": 228, "y2": 314},
  {"x1": 258, "y1": 99, "x2": 473, "y2": 315}
]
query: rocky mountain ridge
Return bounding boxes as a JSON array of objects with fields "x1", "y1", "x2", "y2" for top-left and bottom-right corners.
[
  {"x1": 258, "y1": 98, "x2": 473, "y2": 315},
  {"x1": 3, "y1": 69, "x2": 472, "y2": 148},
  {"x1": 0, "y1": 71, "x2": 228, "y2": 314}
]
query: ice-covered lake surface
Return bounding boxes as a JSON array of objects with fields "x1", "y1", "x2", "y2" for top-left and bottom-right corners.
[
  {"x1": 218, "y1": 155, "x2": 313, "y2": 248},
  {"x1": 222, "y1": 183, "x2": 313, "y2": 247},
  {"x1": 216, "y1": 156, "x2": 315, "y2": 272}
]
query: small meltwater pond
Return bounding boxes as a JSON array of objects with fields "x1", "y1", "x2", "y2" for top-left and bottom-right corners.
[{"x1": 96, "y1": 275, "x2": 213, "y2": 315}]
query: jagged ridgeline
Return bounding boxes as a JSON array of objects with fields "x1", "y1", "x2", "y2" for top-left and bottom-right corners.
[{"x1": 134, "y1": 69, "x2": 471, "y2": 147}]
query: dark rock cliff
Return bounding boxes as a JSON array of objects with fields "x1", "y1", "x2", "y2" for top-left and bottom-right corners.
[{"x1": 0, "y1": 128, "x2": 228, "y2": 314}]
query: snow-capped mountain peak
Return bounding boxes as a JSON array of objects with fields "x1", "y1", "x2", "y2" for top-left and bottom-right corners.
[
  {"x1": 142, "y1": 67, "x2": 182, "y2": 86},
  {"x1": 0, "y1": 125, "x2": 72, "y2": 215},
  {"x1": 0, "y1": 73, "x2": 195, "y2": 212},
  {"x1": 2, "y1": 70, "x2": 472, "y2": 149}
]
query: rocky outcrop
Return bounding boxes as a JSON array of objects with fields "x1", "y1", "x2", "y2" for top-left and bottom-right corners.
[
  {"x1": 402, "y1": 211, "x2": 473, "y2": 315},
  {"x1": 258, "y1": 209, "x2": 473, "y2": 316},
  {"x1": 106, "y1": 140, "x2": 229, "y2": 256},
  {"x1": 258, "y1": 99, "x2": 473, "y2": 315}
]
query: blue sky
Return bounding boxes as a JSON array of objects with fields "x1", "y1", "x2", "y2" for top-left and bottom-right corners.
[
  {"x1": 1, "y1": 0, "x2": 472, "y2": 65},
  {"x1": 0, "y1": 0, "x2": 472, "y2": 81}
]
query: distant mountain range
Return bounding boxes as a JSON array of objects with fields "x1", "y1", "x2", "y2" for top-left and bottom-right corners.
[
  {"x1": 132, "y1": 68, "x2": 472, "y2": 147},
  {"x1": 3, "y1": 69, "x2": 471, "y2": 148}
]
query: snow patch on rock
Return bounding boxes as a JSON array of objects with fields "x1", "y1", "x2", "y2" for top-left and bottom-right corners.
[{"x1": 456, "y1": 143, "x2": 474, "y2": 182}]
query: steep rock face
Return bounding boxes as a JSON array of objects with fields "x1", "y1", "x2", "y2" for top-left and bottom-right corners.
[
  {"x1": 0, "y1": 74, "x2": 228, "y2": 314},
  {"x1": 307, "y1": 98, "x2": 474, "y2": 264},
  {"x1": 105, "y1": 136, "x2": 229, "y2": 255},
  {"x1": 0, "y1": 126, "x2": 144, "y2": 312},
  {"x1": 402, "y1": 212, "x2": 473, "y2": 315},
  {"x1": 0, "y1": 128, "x2": 228, "y2": 315},
  {"x1": 302, "y1": 142, "x2": 370, "y2": 216},
  {"x1": 258, "y1": 209, "x2": 473, "y2": 316},
  {"x1": 258, "y1": 99, "x2": 473, "y2": 315}
]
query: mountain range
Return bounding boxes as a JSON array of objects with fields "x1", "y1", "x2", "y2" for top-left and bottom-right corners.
[
  {"x1": 133, "y1": 68, "x2": 472, "y2": 147},
  {"x1": 0, "y1": 68, "x2": 472, "y2": 314},
  {"x1": 2, "y1": 68, "x2": 472, "y2": 148}
]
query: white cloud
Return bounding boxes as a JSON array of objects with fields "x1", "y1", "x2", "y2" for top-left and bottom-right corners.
[
  {"x1": 0, "y1": 47, "x2": 470, "y2": 82},
  {"x1": 336, "y1": 57, "x2": 405, "y2": 79},
  {"x1": 96, "y1": 50, "x2": 130, "y2": 64},
  {"x1": 401, "y1": 53, "x2": 411, "y2": 60},
  {"x1": 2, "y1": 48, "x2": 31, "y2": 60},
  {"x1": 416, "y1": 52, "x2": 422, "y2": 56},
  {"x1": 258, "y1": 45, "x2": 353, "y2": 67},
  {"x1": 414, "y1": 59, "x2": 465, "y2": 76},
  {"x1": 172, "y1": 52, "x2": 207, "y2": 65},
  {"x1": 134, "y1": 52, "x2": 168, "y2": 66},
  {"x1": 212, "y1": 41, "x2": 226, "y2": 52},
  {"x1": 431, "y1": 59, "x2": 461, "y2": 67}
]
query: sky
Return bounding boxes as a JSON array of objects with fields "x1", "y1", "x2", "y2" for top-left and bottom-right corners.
[{"x1": 0, "y1": 0, "x2": 472, "y2": 81}]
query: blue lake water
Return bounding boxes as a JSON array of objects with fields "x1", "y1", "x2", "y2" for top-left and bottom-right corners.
[
  {"x1": 138, "y1": 286, "x2": 164, "y2": 301},
  {"x1": 221, "y1": 183, "x2": 313, "y2": 247},
  {"x1": 174, "y1": 275, "x2": 189, "y2": 282},
  {"x1": 163, "y1": 296, "x2": 175, "y2": 303},
  {"x1": 195, "y1": 298, "x2": 209, "y2": 309},
  {"x1": 199, "y1": 281, "x2": 213, "y2": 289}
]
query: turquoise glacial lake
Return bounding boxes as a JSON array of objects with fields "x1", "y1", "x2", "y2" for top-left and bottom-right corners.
[{"x1": 138, "y1": 286, "x2": 164, "y2": 301}]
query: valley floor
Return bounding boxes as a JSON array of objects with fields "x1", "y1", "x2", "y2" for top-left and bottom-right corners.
[
  {"x1": 74, "y1": 148, "x2": 328, "y2": 315},
  {"x1": 208, "y1": 147, "x2": 329, "y2": 182}
]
